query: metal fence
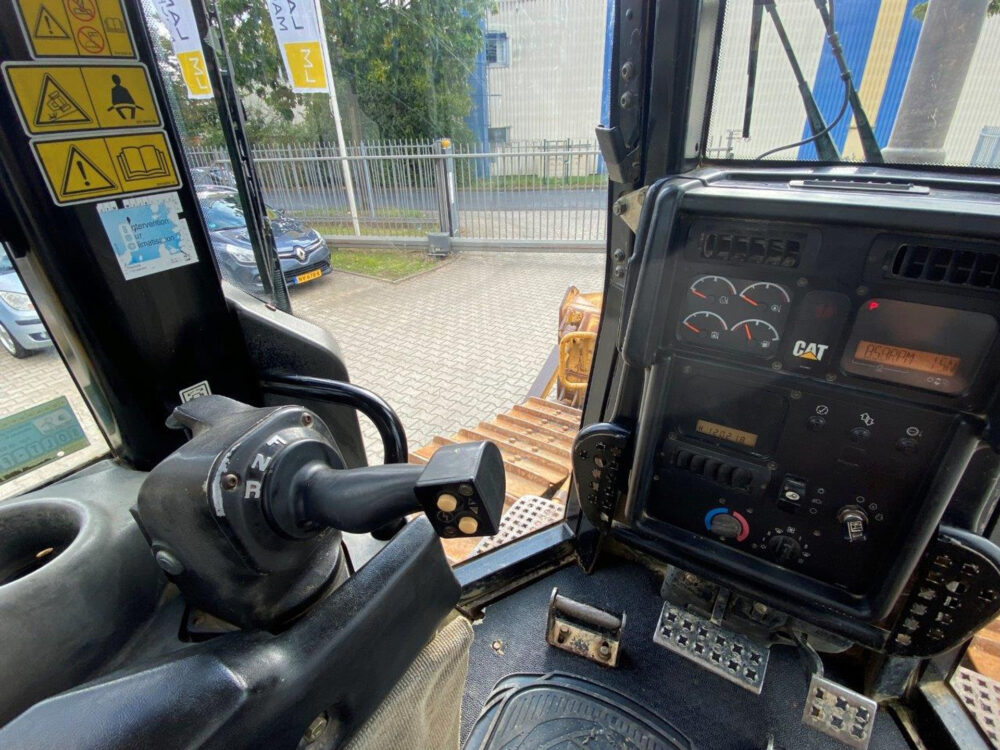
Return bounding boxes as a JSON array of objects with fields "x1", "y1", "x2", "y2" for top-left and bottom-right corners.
[{"x1": 184, "y1": 139, "x2": 607, "y2": 248}]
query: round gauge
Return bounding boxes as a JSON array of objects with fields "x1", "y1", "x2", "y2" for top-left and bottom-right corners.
[
  {"x1": 689, "y1": 275, "x2": 737, "y2": 305},
  {"x1": 730, "y1": 318, "x2": 780, "y2": 354},
  {"x1": 739, "y1": 282, "x2": 791, "y2": 313},
  {"x1": 679, "y1": 311, "x2": 728, "y2": 344}
]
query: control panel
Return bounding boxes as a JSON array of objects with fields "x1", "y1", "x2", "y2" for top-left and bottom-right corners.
[
  {"x1": 648, "y1": 358, "x2": 954, "y2": 595},
  {"x1": 617, "y1": 207, "x2": 1000, "y2": 618}
]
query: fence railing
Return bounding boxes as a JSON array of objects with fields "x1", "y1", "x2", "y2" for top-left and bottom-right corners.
[{"x1": 184, "y1": 139, "x2": 608, "y2": 247}]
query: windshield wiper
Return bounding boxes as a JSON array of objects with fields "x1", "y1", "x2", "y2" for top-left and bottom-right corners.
[
  {"x1": 812, "y1": 0, "x2": 884, "y2": 164},
  {"x1": 744, "y1": 0, "x2": 840, "y2": 161}
]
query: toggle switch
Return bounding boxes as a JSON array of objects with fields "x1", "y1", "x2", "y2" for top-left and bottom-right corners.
[{"x1": 838, "y1": 506, "x2": 868, "y2": 543}]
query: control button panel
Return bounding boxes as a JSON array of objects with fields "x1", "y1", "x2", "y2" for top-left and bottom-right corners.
[
  {"x1": 573, "y1": 423, "x2": 632, "y2": 530},
  {"x1": 646, "y1": 360, "x2": 954, "y2": 594}
]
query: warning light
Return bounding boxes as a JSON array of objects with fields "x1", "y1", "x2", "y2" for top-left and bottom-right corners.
[
  {"x1": 867, "y1": 301, "x2": 880, "y2": 311},
  {"x1": 814, "y1": 303, "x2": 836, "y2": 320}
]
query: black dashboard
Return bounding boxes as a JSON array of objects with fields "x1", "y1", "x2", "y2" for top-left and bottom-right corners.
[{"x1": 577, "y1": 169, "x2": 1000, "y2": 649}]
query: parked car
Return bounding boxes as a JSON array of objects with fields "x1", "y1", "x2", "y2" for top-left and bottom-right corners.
[
  {"x1": 0, "y1": 252, "x2": 52, "y2": 358},
  {"x1": 196, "y1": 187, "x2": 332, "y2": 290},
  {"x1": 190, "y1": 165, "x2": 236, "y2": 188}
]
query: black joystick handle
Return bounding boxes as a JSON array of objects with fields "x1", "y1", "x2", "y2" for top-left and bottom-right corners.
[{"x1": 266, "y1": 440, "x2": 505, "y2": 540}]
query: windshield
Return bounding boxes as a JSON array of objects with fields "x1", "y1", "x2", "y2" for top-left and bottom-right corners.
[
  {"x1": 707, "y1": 0, "x2": 1000, "y2": 167},
  {"x1": 199, "y1": 194, "x2": 247, "y2": 232},
  {"x1": 0, "y1": 254, "x2": 12, "y2": 274}
]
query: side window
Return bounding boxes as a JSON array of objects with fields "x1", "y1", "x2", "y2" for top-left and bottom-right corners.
[
  {"x1": 485, "y1": 31, "x2": 510, "y2": 67},
  {"x1": 0, "y1": 245, "x2": 108, "y2": 500},
  {"x1": 152, "y1": 0, "x2": 612, "y2": 565}
]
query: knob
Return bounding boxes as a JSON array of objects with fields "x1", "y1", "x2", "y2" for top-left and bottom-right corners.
[
  {"x1": 838, "y1": 506, "x2": 868, "y2": 543},
  {"x1": 709, "y1": 513, "x2": 743, "y2": 539},
  {"x1": 766, "y1": 534, "x2": 802, "y2": 564}
]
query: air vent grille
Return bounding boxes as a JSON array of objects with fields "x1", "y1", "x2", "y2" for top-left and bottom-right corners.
[
  {"x1": 890, "y1": 243, "x2": 1000, "y2": 290},
  {"x1": 700, "y1": 232, "x2": 801, "y2": 267}
]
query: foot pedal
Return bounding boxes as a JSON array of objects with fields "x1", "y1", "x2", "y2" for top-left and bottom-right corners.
[
  {"x1": 801, "y1": 674, "x2": 877, "y2": 749},
  {"x1": 546, "y1": 588, "x2": 626, "y2": 667},
  {"x1": 652, "y1": 601, "x2": 770, "y2": 693}
]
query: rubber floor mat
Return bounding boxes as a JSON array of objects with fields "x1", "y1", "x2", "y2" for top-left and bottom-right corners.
[{"x1": 464, "y1": 672, "x2": 693, "y2": 750}]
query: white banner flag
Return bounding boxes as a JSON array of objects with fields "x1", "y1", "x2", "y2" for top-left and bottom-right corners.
[
  {"x1": 152, "y1": 0, "x2": 214, "y2": 100},
  {"x1": 265, "y1": 0, "x2": 329, "y2": 93}
]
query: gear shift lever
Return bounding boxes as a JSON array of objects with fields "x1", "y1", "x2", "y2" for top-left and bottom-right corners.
[{"x1": 135, "y1": 396, "x2": 505, "y2": 628}]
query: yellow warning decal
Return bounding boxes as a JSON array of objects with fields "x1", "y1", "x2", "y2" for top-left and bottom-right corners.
[
  {"x1": 3, "y1": 62, "x2": 161, "y2": 135},
  {"x1": 32, "y1": 130, "x2": 181, "y2": 205},
  {"x1": 15, "y1": 0, "x2": 135, "y2": 59}
]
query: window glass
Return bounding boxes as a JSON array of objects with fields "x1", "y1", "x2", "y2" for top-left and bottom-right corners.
[
  {"x1": 149, "y1": 0, "x2": 611, "y2": 565},
  {"x1": 707, "y1": 0, "x2": 1000, "y2": 167},
  {"x1": 0, "y1": 245, "x2": 109, "y2": 500}
]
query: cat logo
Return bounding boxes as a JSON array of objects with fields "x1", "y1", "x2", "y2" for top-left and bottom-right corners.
[{"x1": 792, "y1": 340, "x2": 829, "y2": 361}]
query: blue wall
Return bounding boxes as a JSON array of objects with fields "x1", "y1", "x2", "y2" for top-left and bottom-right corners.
[
  {"x1": 798, "y1": 0, "x2": 923, "y2": 159},
  {"x1": 798, "y1": 0, "x2": 880, "y2": 159},
  {"x1": 466, "y1": 17, "x2": 490, "y2": 147},
  {"x1": 597, "y1": 0, "x2": 615, "y2": 172}
]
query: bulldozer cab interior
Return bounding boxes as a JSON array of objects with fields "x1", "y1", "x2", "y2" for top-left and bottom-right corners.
[{"x1": 4, "y1": 1, "x2": 1000, "y2": 749}]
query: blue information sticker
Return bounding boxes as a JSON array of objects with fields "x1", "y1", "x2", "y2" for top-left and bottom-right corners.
[
  {"x1": 0, "y1": 396, "x2": 89, "y2": 483},
  {"x1": 97, "y1": 192, "x2": 198, "y2": 281}
]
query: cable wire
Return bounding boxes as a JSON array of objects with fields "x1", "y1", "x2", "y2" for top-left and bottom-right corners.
[
  {"x1": 754, "y1": 76, "x2": 850, "y2": 161},
  {"x1": 754, "y1": 0, "x2": 849, "y2": 161}
]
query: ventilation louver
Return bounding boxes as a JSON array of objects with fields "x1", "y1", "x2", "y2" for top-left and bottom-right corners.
[
  {"x1": 889, "y1": 243, "x2": 1000, "y2": 290},
  {"x1": 700, "y1": 231, "x2": 801, "y2": 267}
]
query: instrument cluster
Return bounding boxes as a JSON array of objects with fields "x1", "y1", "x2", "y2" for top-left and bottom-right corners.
[{"x1": 676, "y1": 275, "x2": 792, "y2": 357}]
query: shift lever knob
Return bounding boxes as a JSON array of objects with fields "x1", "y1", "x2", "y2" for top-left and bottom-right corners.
[{"x1": 416, "y1": 441, "x2": 505, "y2": 538}]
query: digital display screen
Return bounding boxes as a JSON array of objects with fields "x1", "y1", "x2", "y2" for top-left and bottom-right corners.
[
  {"x1": 853, "y1": 340, "x2": 961, "y2": 377},
  {"x1": 695, "y1": 419, "x2": 759, "y2": 448},
  {"x1": 841, "y1": 299, "x2": 997, "y2": 396}
]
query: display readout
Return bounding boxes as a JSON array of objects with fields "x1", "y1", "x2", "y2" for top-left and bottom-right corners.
[
  {"x1": 853, "y1": 340, "x2": 961, "y2": 377},
  {"x1": 695, "y1": 419, "x2": 759, "y2": 448}
]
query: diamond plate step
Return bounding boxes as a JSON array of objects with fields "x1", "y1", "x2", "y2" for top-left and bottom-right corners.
[{"x1": 652, "y1": 601, "x2": 769, "y2": 693}]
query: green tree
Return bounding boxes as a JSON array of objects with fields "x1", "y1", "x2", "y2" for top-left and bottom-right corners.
[
  {"x1": 913, "y1": 0, "x2": 1000, "y2": 21},
  {"x1": 151, "y1": 29, "x2": 225, "y2": 146},
  {"x1": 215, "y1": 0, "x2": 489, "y2": 144}
]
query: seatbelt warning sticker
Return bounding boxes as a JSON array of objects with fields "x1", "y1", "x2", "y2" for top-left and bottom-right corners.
[
  {"x1": 15, "y1": 0, "x2": 135, "y2": 59},
  {"x1": 0, "y1": 396, "x2": 89, "y2": 484},
  {"x1": 96, "y1": 192, "x2": 198, "y2": 280},
  {"x1": 3, "y1": 61, "x2": 161, "y2": 136},
  {"x1": 31, "y1": 130, "x2": 181, "y2": 205}
]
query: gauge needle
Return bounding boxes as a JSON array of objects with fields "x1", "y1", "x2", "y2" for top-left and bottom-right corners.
[
  {"x1": 743, "y1": 323, "x2": 752, "y2": 341},
  {"x1": 691, "y1": 289, "x2": 707, "y2": 299},
  {"x1": 684, "y1": 321, "x2": 700, "y2": 334},
  {"x1": 740, "y1": 294, "x2": 758, "y2": 306}
]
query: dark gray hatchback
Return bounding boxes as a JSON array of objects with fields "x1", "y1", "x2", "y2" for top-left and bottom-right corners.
[{"x1": 196, "y1": 187, "x2": 332, "y2": 289}]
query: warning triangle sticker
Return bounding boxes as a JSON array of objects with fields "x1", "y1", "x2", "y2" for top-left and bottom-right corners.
[
  {"x1": 33, "y1": 74, "x2": 92, "y2": 127},
  {"x1": 33, "y1": 5, "x2": 70, "y2": 39},
  {"x1": 60, "y1": 146, "x2": 116, "y2": 196}
]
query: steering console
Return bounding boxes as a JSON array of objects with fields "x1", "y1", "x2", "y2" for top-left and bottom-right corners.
[{"x1": 136, "y1": 395, "x2": 504, "y2": 628}]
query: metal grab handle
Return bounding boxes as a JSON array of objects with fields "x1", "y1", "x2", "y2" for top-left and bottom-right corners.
[{"x1": 261, "y1": 374, "x2": 408, "y2": 465}]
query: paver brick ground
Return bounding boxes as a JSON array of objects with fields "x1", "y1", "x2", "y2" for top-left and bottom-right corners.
[
  {"x1": 0, "y1": 250, "x2": 606, "y2": 496},
  {"x1": 292, "y1": 251, "x2": 606, "y2": 462}
]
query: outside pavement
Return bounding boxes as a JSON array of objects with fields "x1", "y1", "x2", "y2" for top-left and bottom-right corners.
[
  {"x1": 0, "y1": 251, "x2": 605, "y2": 498},
  {"x1": 292, "y1": 251, "x2": 605, "y2": 462}
]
